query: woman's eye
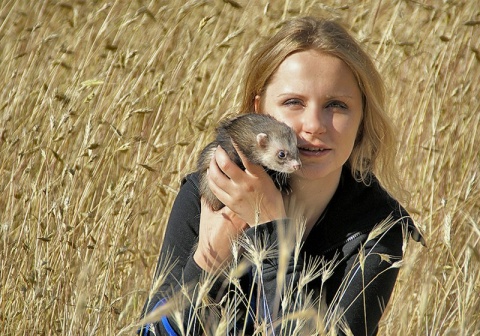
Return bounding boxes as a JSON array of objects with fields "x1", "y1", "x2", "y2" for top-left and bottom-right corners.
[
  {"x1": 283, "y1": 98, "x2": 303, "y2": 106},
  {"x1": 326, "y1": 100, "x2": 348, "y2": 109}
]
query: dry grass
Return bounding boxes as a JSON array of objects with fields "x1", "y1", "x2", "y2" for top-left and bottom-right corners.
[{"x1": 1, "y1": 0, "x2": 479, "y2": 335}]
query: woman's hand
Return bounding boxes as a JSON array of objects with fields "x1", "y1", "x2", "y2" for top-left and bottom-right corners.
[
  {"x1": 193, "y1": 200, "x2": 248, "y2": 272},
  {"x1": 207, "y1": 145, "x2": 287, "y2": 225}
]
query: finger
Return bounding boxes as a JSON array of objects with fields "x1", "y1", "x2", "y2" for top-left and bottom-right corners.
[
  {"x1": 207, "y1": 150, "x2": 234, "y2": 205},
  {"x1": 214, "y1": 145, "x2": 244, "y2": 180},
  {"x1": 232, "y1": 141, "x2": 265, "y2": 175}
]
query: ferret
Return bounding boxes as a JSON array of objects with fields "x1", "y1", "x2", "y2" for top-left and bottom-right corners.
[{"x1": 197, "y1": 113, "x2": 301, "y2": 211}]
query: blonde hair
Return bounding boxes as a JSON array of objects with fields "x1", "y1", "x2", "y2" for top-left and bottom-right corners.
[{"x1": 240, "y1": 16, "x2": 400, "y2": 195}]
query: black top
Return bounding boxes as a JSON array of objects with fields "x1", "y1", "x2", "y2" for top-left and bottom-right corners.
[{"x1": 139, "y1": 166, "x2": 423, "y2": 336}]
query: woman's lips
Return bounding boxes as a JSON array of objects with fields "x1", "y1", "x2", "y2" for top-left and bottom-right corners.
[{"x1": 298, "y1": 145, "x2": 331, "y2": 157}]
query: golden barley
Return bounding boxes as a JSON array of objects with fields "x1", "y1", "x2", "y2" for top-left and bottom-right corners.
[{"x1": 1, "y1": 0, "x2": 479, "y2": 335}]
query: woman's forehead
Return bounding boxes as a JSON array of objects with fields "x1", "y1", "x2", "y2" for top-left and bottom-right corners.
[{"x1": 265, "y1": 50, "x2": 361, "y2": 97}]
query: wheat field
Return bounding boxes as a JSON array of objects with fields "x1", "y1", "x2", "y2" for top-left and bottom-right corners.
[{"x1": 1, "y1": 0, "x2": 479, "y2": 335}]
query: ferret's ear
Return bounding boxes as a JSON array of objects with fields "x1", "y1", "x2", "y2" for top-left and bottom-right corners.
[{"x1": 256, "y1": 133, "x2": 269, "y2": 148}]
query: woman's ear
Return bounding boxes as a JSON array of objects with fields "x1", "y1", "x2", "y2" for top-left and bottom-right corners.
[{"x1": 254, "y1": 95, "x2": 261, "y2": 113}]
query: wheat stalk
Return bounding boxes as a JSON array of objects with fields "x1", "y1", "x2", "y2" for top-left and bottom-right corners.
[{"x1": 1, "y1": 0, "x2": 479, "y2": 335}]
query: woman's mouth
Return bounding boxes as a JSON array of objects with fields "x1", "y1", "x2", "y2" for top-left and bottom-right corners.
[{"x1": 298, "y1": 145, "x2": 331, "y2": 157}]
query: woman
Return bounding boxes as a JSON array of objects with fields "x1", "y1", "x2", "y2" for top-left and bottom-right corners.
[{"x1": 140, "y1": 16, "x2": 424, "y2": 336}]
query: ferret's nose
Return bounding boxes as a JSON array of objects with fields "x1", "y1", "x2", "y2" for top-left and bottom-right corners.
[{"x1": 292, "y1": 161, "x2": 301, "y2": 170}]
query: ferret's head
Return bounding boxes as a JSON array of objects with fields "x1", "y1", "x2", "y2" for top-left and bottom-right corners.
[{"x1": 256, "y1": 132, "x2": 301, "y2": 173}]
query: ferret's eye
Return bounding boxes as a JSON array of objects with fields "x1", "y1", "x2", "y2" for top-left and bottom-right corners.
[{"x1": 278, "y1": 150, "x2": 286, "y2": 159}]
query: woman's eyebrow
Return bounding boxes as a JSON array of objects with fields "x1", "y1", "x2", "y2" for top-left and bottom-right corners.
[
  {"x1": 276, "y1": 93, "x2": 355, "y2": 99},
  {"x1": 325, "y1": 94, "x2": 355, "y2": 100},
  {"x1": 276, "y1": 92, "x2": 303, "y2": 98}
]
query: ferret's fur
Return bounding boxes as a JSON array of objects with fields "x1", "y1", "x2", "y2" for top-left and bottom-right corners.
[{"x1": 197, "y1": 113, "x2": 301, "y2": 211}]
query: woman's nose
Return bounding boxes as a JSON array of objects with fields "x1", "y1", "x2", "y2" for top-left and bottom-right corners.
[{"x1": 302, "y1": 106, "x2": 327, "y2": 135}]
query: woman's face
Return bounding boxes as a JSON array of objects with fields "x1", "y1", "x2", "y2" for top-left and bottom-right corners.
[{"x1": 255, "y1": 50, "x2": 363, "y2": 181}]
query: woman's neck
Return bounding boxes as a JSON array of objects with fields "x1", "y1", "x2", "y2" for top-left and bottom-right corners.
[{"x1": 285, "y1": 169, "x2": 342, "y2": 238}]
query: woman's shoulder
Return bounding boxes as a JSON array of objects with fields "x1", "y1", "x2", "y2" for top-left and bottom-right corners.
[
  {"x1": 182, "y1": 171, "x2": 201, "y2": 190},
  {"x1": 166, "y1": 171, "x2": 201, "y2": 211}
]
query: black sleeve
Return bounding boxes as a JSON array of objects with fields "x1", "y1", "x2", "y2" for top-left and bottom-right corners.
[
  {"x1": 139, "y1": 173, "x2": 259, "y2": 336},
  {"x1": 139, "y1": 174, "x2": 206, "y2": 335},
  {"x1": 324, "y1": 224, "x2": 404, "y2": 336}
]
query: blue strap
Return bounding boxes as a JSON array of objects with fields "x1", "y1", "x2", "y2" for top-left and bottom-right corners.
[
  {"x1": 141, "y1": 299, "x2": 178, "y2": 336},
  {"x1": 161, "y1": 314, "x2": 177, "y2": 336}
]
